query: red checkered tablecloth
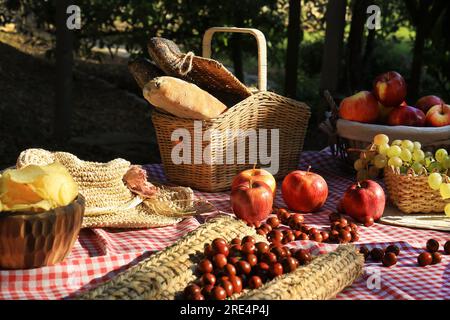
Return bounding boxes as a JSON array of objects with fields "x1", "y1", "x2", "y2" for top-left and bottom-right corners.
[{"x1": 1, "y1": 150, "x2": 449, "y2": 300}]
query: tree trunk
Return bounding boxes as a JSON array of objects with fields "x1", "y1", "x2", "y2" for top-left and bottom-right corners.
[
  {"x1": 319, "y1": 0, "x2": 347, "y2": 95},
  {"x1": 409, "y1": 22, "x2": 426, "y2": 100},
  {"x1": 55, "y1": 0, "x2": 74, "y2": 144},
  {"x1": 363, "y1": 28, "x2": 376, "y2": 65},
  {"x1": 406, "y1": 0, "x2": 446, "y2": 100},
  {"x1": 407, "y1": 0, "x2": 430, "y2": 100},
  {"x1": 347, "y1": 0, "x2": 369, "y2": 93},
  {"x1": 231, "y1": 34, "x2": 244, "y2": 82},
  {"x1": 284, "y1": 0, "x2": 302, "y2": 98},
  {"x1": 231, "y1": 9, "x2": 244, "y2": 82}
]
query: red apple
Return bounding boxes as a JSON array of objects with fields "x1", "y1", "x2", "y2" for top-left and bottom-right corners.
[
  {"x1": 340, "y1": 180, "x2": 385, "y2": 223},
  {"x1": 339, "y1": 91, "x2": 379, "y2": 123},
  {"x1": 400, "y1": 101, "x2": 408, "y2": 107},
  {"x1": 373, "y1": 71, "x2": 407, "y2": 107},
  {"x1": 231, "y1": 167, "x2": 276, "y2": 195},
  {"x1": 415, "y1": 95, "x2": 444, "y2": 114},
  {"x1": 281, "y1": 169, "x2": 328, "y2": 212},
  {"x1": 377, "y1": 102, "x2": 394, "y2": 124},
  {"x1": 387, "y1": 105, "x2": 425, "y2": 126},
  {"x1": 425, "y1": 103, "x2": 450, "y2": 127},
  {"x1": 230, "y1": 181, "x2": 273, "y2": 224}
]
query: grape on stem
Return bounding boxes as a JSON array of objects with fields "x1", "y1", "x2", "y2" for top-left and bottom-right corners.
[
  {"x1": 401, "y1": 140, "x2": 414, "y2": 151},
  {"x1": 378, "y1": 143, "x2": 390, "y2": 155},
  {"x1": 373, "y1": 134, "x2": 389, "y2": 146},
  {"x1": 413, "y1": 141, "x2": 421, "y2": 150},
  {"x1": 411, "y1": 162, "x2": 424, "y2": 175},
  {"x1": 440, "y1": 183, "x2": 450, "y2": 200},
  {"x1": 443, "y1": 156, "x2": 450, "y2": 169},
  {"x1": 428, "y1": 161, "x2": 442, "y2": 173},
  {"x1": 387, "y1": 146, "x2": 402, "y2": 158},
  {"x1": 428, "y1": 173, "x2": 443, "y2": 191},
  {"x1": 388, "y1": 156, "x2": 402, "y2": 168},
  {"x1": 445, "y1": 203, "x2": 450, "y2": 217},
  {"x1": 400, "y1": 148, "x2": 412, "y2": 162},
  {"x1": 435, "y1": 149, "x2": 448, "y2": 163},
  {"x1": 354, "y1": 159, "x2": 366, "y2": 171},
  {"x1": 412, "y1": 149, "x2": 425, "y2": 162},
  {"x1": 374, "y1": 154, "x2": 387, "y2": 169}
]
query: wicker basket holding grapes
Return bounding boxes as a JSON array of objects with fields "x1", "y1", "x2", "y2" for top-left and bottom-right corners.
[{"x1": 354, "y1": 134, "x2": 450, "y2": 214}]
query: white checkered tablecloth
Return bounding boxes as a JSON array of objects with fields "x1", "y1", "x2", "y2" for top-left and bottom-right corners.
[{"x1": 1, "y1": 150, "x2": 449, "y2": 300}]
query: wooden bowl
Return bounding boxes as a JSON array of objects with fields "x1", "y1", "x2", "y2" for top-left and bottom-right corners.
[{"x1": 0, "y1": 195, "x2": 85, "y2": 269}]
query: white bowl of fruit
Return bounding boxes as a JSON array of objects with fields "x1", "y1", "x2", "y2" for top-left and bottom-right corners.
[{"x1": 325, "y1": 71, "x2": 450, "y2": 164}]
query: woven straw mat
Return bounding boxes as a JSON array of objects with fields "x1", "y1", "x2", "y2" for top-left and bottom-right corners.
[
  {"x1": 15, "y1": 148, "x2": 206, "y2": 228},
  {"x1": 76, "y1": 215, "x2": 363, "y2": 300}
]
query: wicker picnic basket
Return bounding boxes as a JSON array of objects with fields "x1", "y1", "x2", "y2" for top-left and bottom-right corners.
[
  {"x1": 76, "y1": 215, "x2": 364, "y2": 300},
  {"x1": 152, "y1": 27, "x2": 311, "y2": 192},
  {"x1": 384, "y1": 167, "x2": 450, "y2": 214}
]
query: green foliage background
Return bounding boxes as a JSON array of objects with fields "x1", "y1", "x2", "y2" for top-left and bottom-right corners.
[{"x1": 2, "y1": 0, "x2": 450, "y2": 104}]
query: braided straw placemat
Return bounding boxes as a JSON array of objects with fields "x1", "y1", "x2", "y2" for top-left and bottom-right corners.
[
  {"x1": 75, "y1": 215, "x2": 363, "y2": 300},
  {"x1": 75, "y1": 215, "x2": 266, "y2": 299},
  {"x1": 16, "y1": 149, "x2": 212, "y2": 229},
  {"x1": 239, "y1": 245, "x2": 364, "y2": 300}
]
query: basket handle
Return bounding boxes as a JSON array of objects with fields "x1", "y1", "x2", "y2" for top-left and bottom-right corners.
[{"x1": 202, "y1": 27, "x2": 267, "y2": 91}]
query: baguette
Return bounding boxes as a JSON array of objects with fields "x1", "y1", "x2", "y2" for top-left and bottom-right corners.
[
  {"x1": 143, "y1": 76, "x2": 227, "y2": 120},
  {"x1": 148, "y1": 37, "x2": 251, "y2": 107}
]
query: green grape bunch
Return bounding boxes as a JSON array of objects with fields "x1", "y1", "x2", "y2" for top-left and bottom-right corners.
[{"x1": 353, "y1": 134, "x2": 450, "y2": 216}]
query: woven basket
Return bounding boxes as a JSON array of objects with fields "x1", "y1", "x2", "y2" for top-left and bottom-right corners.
[
  {"x1": 152, "y1": 28, "x2": 311, "y2": 192},
  {"x1": 384, "y1": 168, "x2": 450, "y2": 214}
]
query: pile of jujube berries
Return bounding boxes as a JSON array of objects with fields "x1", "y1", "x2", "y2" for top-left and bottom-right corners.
[
  {"x1": 417, "y1": 239, "x2": 450, "y2": 267},
  {"x1": 250, "y1": 208, "x2": 360, "y2": 245},
  {"x1": 359, "y1": 239, "x2": 450, "y2": 268},
  {"x1": 183, "y1": 236, "x2": 312, "y2": 300},
  {"x1": 359, "y1": 244, "x2": 400, "y2": 267}
]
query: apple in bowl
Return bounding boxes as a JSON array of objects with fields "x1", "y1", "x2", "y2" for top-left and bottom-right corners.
[
  {"x1": 425, "y1": 103, "x2": 450, "y2": 127},
  {"x1": 387, "y1": 105, "x2": 425, "y2": 126},
  {"x1": 339, "y1": 91, "x2": 379, "y2": 123},
  {"x1": 416, "y1": 95, "x2": 444, "y2": 114},
  {"x1": 377, "y1": 102, "x2": 394, "y2": 124},
  {"x1": 373, "y1": 71, "x2": 407, "y2": 108}
]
